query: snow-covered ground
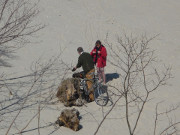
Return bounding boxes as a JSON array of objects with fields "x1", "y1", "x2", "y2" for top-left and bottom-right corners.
[{"x1": 1, "y1": 0, "x2": 180, "y2": 135}]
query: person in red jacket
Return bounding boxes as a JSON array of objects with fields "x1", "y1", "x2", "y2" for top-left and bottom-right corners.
[{"x1": 90, "y1": 40, "x2": 107, "y2": 84}]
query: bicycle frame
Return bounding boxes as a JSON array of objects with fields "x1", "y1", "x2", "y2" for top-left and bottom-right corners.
[
  {"x1": 80, "y1": 75, "x2": 98, "y2": 95},
  {"x1": 77, "y1": 72, "x2": 109, "y2": 106}
]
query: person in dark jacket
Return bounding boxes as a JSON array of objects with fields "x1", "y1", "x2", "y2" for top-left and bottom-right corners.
[
  {"x1": 90, "y1": 40, "x2": 107, "y2": 84},
  {"x1": 72, "y1": 47, "x2": 95, "y2": 101}
]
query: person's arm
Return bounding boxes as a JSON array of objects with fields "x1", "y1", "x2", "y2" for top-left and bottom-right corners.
[
  {"x1": 101, "y1": 47, "x2": 107, "y2": 58},
  {"x1": 72, "y1": 56, "x2": 82, "y2": 72},
  {"x1": 90, "y1": 49, "x2": 96, "y2": 56},
  {"x1": 76, "y1": 56, "x2": 82, "y2": 68}
]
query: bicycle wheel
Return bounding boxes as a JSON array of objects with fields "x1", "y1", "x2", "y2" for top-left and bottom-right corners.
[{"x1": 94, "y1": 84, "x2": 109, "y2": 106}]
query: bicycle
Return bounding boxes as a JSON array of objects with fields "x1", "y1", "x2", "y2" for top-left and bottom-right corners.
[{"x1": 75, "y1": 72, "x2": 109, "y2": 106}]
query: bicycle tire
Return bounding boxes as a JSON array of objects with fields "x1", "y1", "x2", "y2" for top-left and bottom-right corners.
[{"x1": 94, "y1": 84, "x2": 109, "y2": 106}]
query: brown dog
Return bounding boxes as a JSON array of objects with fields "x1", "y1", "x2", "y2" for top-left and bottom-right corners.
[
  {"x1": 56, "y1": 78, "x2": 82, "y2": 106},
  {"x1": 56, "y1": 108, "x2": 80, "y2": 131}
]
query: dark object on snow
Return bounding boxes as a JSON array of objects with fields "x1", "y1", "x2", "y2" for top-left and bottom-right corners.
[
  {"x1": 72, "y1": 71, "x2": 85, "y2": 79},
  {"x1": 55, "y1": 108, "x2": 81, "y2": 131},
  {"x1": 56, "y1": 78, "x2": 86, "y2": 106},
  {"x1": 72, "y1": 68, "x2": 76, "y2": 72}
]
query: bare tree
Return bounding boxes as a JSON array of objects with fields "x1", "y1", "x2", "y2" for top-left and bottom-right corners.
[
  {"x1": 0, "y1": 1, "x2": 45, "y2": 133},
  {"x1": 153, "y1": 102, "x2": 180, "y2": 135},
  {"x1": 94, "y1": 33, "x2": 179, "y2": 135},
  {"x1": 0, "y1": 0, "x2": 44, "y2": 67},
  {"x1": 0, "y1": 50, "x2": 73, "y2": 134}
]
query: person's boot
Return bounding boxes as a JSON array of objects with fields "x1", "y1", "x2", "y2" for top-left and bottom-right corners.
[{"x1": 89, "y1": 93, "x2": 94, "y2": 102}]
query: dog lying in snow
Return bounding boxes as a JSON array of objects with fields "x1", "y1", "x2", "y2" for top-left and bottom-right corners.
[{"x1": 55, "y1": 108, "x2": 80, "y2": 131}]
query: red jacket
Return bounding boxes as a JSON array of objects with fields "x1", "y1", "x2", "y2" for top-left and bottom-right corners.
[{"x1": 90, "y1": 45, "x2": 107, "y2": 68}]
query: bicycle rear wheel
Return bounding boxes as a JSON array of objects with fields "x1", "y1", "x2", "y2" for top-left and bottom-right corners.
[{"x1": 94, "y1": 84, "x2": 109, "y2": 106}]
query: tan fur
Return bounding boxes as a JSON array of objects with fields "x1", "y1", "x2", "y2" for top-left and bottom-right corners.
[
  {"x1": 56, "y1": 78, "x2": 82, "y2": 106},
  {"x1": 58, "y1": 108, "x2": 80, "y2": 131},
  {"x1": 89, "y1": 93, "x2": 94, "y2": 101}
]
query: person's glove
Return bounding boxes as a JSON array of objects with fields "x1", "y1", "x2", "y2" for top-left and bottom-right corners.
[{"x1": 72, "y1": 68, "x2": 76, "y2": 72}]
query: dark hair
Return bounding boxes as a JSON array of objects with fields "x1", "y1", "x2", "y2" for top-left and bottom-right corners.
[
  {"x1": 96, "y1": 40, "x2": 101, "y2": 45},
  {"x1": 77, "y1": 47, "x2": 83, "y2": 53}
]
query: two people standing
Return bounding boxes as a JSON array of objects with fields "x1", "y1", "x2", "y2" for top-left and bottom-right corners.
[{"x1": 72, "y1": 40, "x2": 107, "y2": 101}]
